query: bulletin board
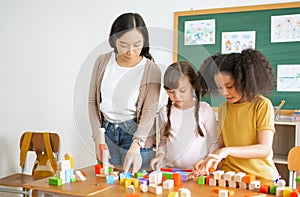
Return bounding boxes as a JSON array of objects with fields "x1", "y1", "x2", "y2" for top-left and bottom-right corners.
[{"x1": 174, "y1": 2, "x2": 300, "y2": 110}]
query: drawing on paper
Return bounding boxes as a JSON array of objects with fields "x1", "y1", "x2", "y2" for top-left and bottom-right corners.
[
  {"x1": 271, "y1": 14, "x2": 300, "y2": 43},
  {"x1": 277, "y1": 64, "x2": 300, "y2": 92},
  {"x1": 184, "y1": 19, "x2": 215, "y2": 45},
  {"x1": 221, "y1": 31, "x2": 256, "y2": 54}
]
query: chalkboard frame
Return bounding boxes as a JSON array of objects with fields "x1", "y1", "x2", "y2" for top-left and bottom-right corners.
[{"x1": 173, "y1": 2, "x2": 300, "y2": 110}]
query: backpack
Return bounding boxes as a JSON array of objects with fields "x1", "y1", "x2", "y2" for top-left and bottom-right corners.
[{"x1": 19, "y1": 132, "x2": 58, "y2": 178}]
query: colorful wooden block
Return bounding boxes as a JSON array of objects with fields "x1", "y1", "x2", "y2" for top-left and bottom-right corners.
[
  {"x1": 218, "y1": 179, "x2": 227, "y2": 187},
  {"x1": 126, "y1": 185, "x2": 135, "y2": 194},
  {"x1": 197, "y1": 176, "x2": 206, "y2": 185},
  {"x1": 233, "y1": 172, "x2": 246, "y2": 182},
  {"x1": 163, "y1": 179, "x2": 174, "y2": 190},
  {"x1": 218, "y1": 189, "x2": 228, "y2": 197},
  {"x1": 243, "y1": 174, "x2": 256, "y2": 184},
  {"x1": 124, "y1": 194, "x2": 140, "y2": 197},
  {"x1": 224, "y1": 171, "x2": 235, "y2": 181},
  {"x1": 148, "y1": 184, "x2": 162, "y2": 194},
  {"x1": 48, "y1": 176, "x2": 62, "y2": 186},
  {"x1": 173, "y1": 173, "x2": 182, "y2": 187},
  {"x1": 259, "y1": 185, "x2": 269, "y2": 193},
  {"x1": 139, "y1": 184, "x2": 148, "y2": 193},
  {"x1": 162, "y1": 172, "x2": 173, "y2": 180},
  {"x1": 269, "y1": 185, "x2": 277, "y2": 194},
  {"x1": 168, "y1": 192, "x2": 179, "y2": 197},
  {"x1": 249, "y1": 180, "x2": 260, "y2": 191},
  {"x1": 106, "y1": 175, "x2": 115, "y2": 184},
  {"x1": 178, "y1": 188, "x2": 191, "y2": 197}
]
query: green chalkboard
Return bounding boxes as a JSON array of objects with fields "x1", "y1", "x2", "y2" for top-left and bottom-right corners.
[{"x1": 174, "y1": 2, "x2": 300, "y2": 110}]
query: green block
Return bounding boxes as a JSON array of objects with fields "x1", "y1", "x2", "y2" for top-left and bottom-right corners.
[
  {"x1": 269, "y1": 185, "x2": 277, "y2": 194},
  {"x1": 163, "y1": 172, "x2": 173, "y2": 179},
  {"x1": 71, "y1": 177, "x2": 76, "y2": 183},
  {"x1": 135, "y1": 172, "x2": 144, "y2": 178},
  {"x1": 198, "y1": 176, "x2": 206, "y2": 185},
  {"x1": 108, "y1": 167, "x2": 113, "y2": 174},
  {"x1": 48, "y1": 176, "x2": 62, "y2": 186}
]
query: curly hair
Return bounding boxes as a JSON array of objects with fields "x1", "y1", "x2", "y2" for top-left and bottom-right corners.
[
  {"x1": 198, "y1": 49, "x2": 276, "y2": 101},
  {"x1": 163, "y1": 61, "x2": 204, "y2": 137}
]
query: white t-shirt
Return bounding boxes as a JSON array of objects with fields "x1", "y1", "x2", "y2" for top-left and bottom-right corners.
[
  {"x1": 100, "y1": 55, "x2": 146, "y2": 122},
  {"x1": 157, "y1": 102, "x2": 218, "y2": 169}
]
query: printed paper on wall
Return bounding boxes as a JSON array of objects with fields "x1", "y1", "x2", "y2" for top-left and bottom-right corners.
[
  {"x1": 221, "y1": 31, "x2": 256, "y2": 54},
  {"x1": 184, "y1": 19, "x2": 215, "y2": 45}
]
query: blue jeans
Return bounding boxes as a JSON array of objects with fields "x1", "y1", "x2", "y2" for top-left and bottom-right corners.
[{"x1": 102, "y1": 118, "x2": 154, "y2": 168}]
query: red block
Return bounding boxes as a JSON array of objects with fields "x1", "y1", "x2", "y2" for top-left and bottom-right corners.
[
  {"x1": 290, "y1": 189, "x2": 299, "y2": 197},
  {"x1": 81, "y1": 171, "x2": 87, "y2": 177},
  {"x1": 259, "y1": 185, "x2": 269, "y2": 193},
  {"x1": 94, "y1": 164, "x2": 102, "y2": 174},
  {"x1": 162, "y1": 176, "x2": 167, "y2": 183},
  {"x1": 206, "y1": 175, "x2": 212, "y2": 185},
  {"x1": 160, "y1": 167, "x2": 172, "y2": 172}
]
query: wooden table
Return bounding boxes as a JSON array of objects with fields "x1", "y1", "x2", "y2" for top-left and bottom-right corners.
[{"x1": 23, "y1": 166, "x2": 275, "y2": 197}]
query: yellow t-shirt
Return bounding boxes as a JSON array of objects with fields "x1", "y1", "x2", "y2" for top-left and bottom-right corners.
[{"x1": 218, "y1": 95, "x2": 279, "y2": 184}]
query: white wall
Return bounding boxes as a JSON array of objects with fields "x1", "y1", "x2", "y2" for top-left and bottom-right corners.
[{"x1": 0, "y1": 0, "x2": 297, "y2": 178}]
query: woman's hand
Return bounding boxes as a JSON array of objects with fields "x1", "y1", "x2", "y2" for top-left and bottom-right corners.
[
  {"x1": 150, "y1": 153, "x2": 164, "y2": 170},
  {"x1": 123, "y1": 142, "x2": 142, "y2": 174}
]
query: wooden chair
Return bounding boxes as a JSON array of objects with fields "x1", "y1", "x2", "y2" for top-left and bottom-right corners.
[
  {"x1": 0, "y1": 132, "x2": 60, "y2": 197},
  {"x1": 287, "y1": 146, "x2": 300, "y2": 188}
]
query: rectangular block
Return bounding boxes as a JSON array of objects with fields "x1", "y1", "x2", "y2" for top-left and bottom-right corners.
[{"x1": 163, "y1": 179, "x2": 174, "y2": 190}]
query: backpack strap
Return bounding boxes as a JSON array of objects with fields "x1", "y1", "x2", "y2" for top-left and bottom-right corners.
[
  {"x1": 19, "y1": 132, "x2": 33, "y2": 168},
  {"x1": 43, "y1": 132, "x2": 57, "y2": 172}
]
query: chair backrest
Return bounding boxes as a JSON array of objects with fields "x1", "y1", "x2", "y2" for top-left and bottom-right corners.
[
  {"x1": 19, "y1": 132, "x2": 60, "y2": 153},
  {"x1": 19, "y1": 132, "x2": 60, "y2": 175},
  {"x1": 288, "y1": 146, "x2": 300, "y2": 171}
]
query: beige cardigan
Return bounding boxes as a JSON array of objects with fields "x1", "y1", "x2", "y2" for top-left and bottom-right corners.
[{"x1": 88, "y1": 52, "x2": 161, "y2": 148}]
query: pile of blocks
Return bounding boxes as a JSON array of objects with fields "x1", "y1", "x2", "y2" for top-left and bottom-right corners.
[
  {"x1": 49, "y1": 153, "x2": 87, "y2": 186},
  {"x1": 119, "y1": 167, "x2": 192, "y2": 197},
  {"x1": 197, "y1": 170, "x2": 298, "y2": 197},
  {"x1": 94, "y1": 163, "x2": 120, "y2": 185}
]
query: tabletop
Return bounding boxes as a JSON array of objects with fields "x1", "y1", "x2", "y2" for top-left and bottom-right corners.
[{"x1": 23, "y1": 165, "x2": 275, "y2": 197}]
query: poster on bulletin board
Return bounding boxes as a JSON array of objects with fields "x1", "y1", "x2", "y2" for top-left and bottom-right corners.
[{"x1": 277, "y1": 64, "x2": 300, "y2": 92}]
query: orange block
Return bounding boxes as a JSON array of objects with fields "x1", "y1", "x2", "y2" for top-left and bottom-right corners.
[
  {"x1": 173, "y1": 173, "x2": 182, "y2": 187},
  {"x1": 243, "y1": 174, "x2": 256, "y2": 184},
  {"x1": 213, "y1": 187, "x2": 234, "y2": 196},
  {"x1": 124, "y1": 194, "x2": 140, "y2": 197},
  {"x1": 213, "y1": 187, "x2": 222, "y2": 193}
]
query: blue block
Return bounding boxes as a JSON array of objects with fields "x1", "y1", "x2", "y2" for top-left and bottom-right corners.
[
  {"x1": 138, "y1": 178, "x2": 149, "y2": 185},
  {"x1": 106, "y1": 175, "x2": 115, "y2": 184},
  {"x1": 172, "y1": 168, "x2": 183, "y2": 172},
  {"x1": 119, "y1": 172, "x2": 132, "y2": 179},
  {"x1": 65, "y1": 169, "x2": 74, "y2": 183},
  {"x1": 179, "y1": 172, "x2": 189, "y2": 182},
  {"x1": 141, "y1": 169, "x2": 148, "y2": 175}
]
